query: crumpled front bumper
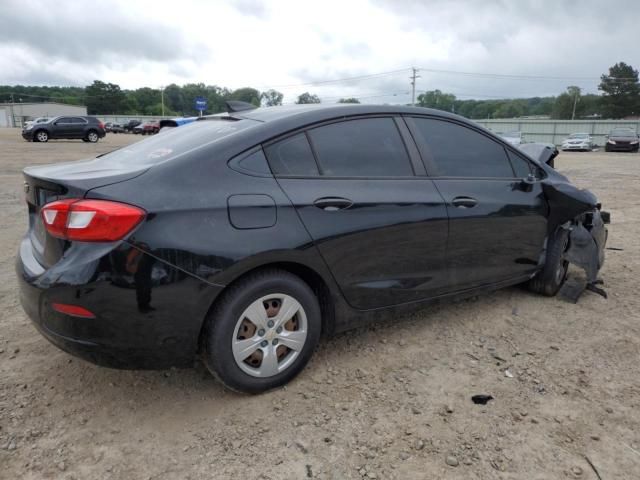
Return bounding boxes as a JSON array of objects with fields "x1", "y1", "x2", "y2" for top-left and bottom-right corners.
[{"x1": 560, "y1": 208, "x2": 609, "y2": 301}]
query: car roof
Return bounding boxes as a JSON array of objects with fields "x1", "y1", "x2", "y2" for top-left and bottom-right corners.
[{"x1": 231, "y1": 104, "x2": 463, "y2": 124}]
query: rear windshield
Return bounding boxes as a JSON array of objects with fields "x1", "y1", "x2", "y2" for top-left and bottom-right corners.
[{"x1": 99, "y1": 118, "x2": 257, "y2": 166}]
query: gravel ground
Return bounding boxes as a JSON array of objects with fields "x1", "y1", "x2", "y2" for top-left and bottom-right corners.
[{"x1": 1, "y1": 129, "x2": 639, "y2": 479}]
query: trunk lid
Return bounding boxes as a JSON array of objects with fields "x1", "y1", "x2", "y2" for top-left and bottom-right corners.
[{"x1": 23, "y1": 159, "x2": 148, "y2": 268}]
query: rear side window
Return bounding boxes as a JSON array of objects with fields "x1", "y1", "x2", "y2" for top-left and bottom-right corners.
[
  {"x1": 264, "y1": 133, "x2": 319, "y2": 176},
  {"x1": 308, "y1": 118, "x2": 413, "y2": 177},
  {"x1": 410, "y1": 118, "x2": 514, "y2": 177}
]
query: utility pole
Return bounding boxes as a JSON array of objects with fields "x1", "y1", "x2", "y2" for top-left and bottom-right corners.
[
  {"x1": 410, "y1": 67, "x2": 420, "y2": 106},
  {"x1": 571, "y1": 90, "x2": 579, "y2": 120}
]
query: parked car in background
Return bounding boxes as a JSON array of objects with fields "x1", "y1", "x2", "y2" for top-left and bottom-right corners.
[
  {"x1": 498, "y1": 131, "x2": 523, "y2": 146},
  {"x1": 159, "y1": 117, "x2": 198, "y2": 132},
  {"x1": 123, "y1": 120, "x2": 142, "y2": 133},
  {"x1": 605, "y1": 128, "x2": 639, "y2": 152},
  {"x1": 109, "y1": 123, "x2": 125, "y2": 134},
  {"x1": 104, "y1": 122, "x2": 114, "y2": 132},
  {"x1": 561, "y1": 133, "x2": 593, "y2": 151},
  {"x1": 21, "y1": 116, "x2": 106, "y2": 143},
  {"x1": 16, "y1": 103, "x2": 609, "y2": 393},
  {"x1": 23, "y1": 117, "x2": 50, "y2": 131},
  {"x1": 133, "y1": 121, "x2": 160, "y2": 135}
]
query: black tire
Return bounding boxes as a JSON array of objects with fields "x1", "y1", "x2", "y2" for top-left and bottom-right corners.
[
  {"x1": 528, "y1": 228, "x2": 569, "y2": 296},
  {"x1": 34, "y1": 130, "x2": 48, "y2": 142},
  {"x1": 86, "y1": 130, "x2": 99, "y2": 143},
  {"x1": 82, "y1": 138, "x2": 90, "y2": 142},
  {"x1": 202, "y1": 269, "x2": 321, "y2": 394}
]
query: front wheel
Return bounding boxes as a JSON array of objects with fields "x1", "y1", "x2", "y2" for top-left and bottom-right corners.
[
  {"x1": 202, "y1": 270, "x2": 321, "y2": 394},
  {"x1": 528, "y1": 229, "x2": 569, "y2": 296},
  {"x1": 34, "y1": 130, "x2": 48, "y2": 142}
]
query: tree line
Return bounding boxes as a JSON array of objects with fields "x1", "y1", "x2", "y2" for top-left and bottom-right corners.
[{"x1": 0, "y1": 62, "x2": 637, "y2": 119}]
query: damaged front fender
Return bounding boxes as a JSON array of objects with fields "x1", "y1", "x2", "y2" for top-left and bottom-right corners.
[{"x1": 541, "y1": 181, "x2": 609, "y2": 301}]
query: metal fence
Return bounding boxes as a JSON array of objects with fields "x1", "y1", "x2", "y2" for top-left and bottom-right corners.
[
  {"x1": 98, "y1": 115, "x2": 175, "y2": 124},
  {"x1": 474, "y1": 119, "x2": 640, "y2": 146}
]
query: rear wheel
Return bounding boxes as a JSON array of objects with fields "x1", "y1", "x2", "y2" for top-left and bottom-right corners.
[
  {"x1": 86, "y1": 130, "x2": 99, "y2": 143},
  {"x1": 202, "y1": 270, "x2": 321, "y2": 393},
  {"x1": 35, "y1": 130, "x2": 48, "y2": 142},
  {"x1": 528, "y1": 228, "x2": 569, "y2": 296}
]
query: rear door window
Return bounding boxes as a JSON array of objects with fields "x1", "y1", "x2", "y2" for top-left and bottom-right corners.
[
  {"x1": 410, "y1": 118, "x2": 515, "y2": 177},
  {"x1": 308, "y1": 117, "x2": 413, "y2": 177}
]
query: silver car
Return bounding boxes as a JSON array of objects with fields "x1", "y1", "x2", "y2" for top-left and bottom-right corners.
[
  {"x1": 498, "y1": 131, "x2": 523, "y2": 146},
  {"x1": 561, "y1": 133, "x2": 593, "y2": 151}
]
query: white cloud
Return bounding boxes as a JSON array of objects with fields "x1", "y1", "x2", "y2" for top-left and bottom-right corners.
[{"x1": 0, "y1": 0, "x2": 638, "y2": 103}]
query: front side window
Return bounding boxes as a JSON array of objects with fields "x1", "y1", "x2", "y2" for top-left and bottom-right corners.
[
  {"x1": 410, "y1": 118, "x2": 514, "y2": 178},
  {"x1": 307, "y1": 117, "x2": 413, "y2": 177},
  {"x1": 506, "y1": 150, "x2": 532, "y2": 178}
]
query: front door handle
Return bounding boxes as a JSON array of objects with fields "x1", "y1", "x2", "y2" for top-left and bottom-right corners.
[
  {"x1": 452, "y1": 196, "x2": 478, "y2": 208},
  {"x1": 313, "y1": 197, "x2": 353, "y2": 211}
]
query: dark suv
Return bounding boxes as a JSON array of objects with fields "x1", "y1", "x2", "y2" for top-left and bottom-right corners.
[{"x1": 22, "y1": 116, "x2": 106, "y2": 143}]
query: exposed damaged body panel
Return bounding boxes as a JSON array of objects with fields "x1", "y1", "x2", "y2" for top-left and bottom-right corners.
[{"x1": 521, "y1": 144, "x2": 610, "y2": 302}]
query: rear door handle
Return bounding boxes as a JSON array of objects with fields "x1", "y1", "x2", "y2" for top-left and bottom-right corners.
[
  {"x1": 452, "y1": 196, "x2": 478, "y2": 208},
  {"x1": 313, "y1": 197, "x2": 353, "y2": 211}
]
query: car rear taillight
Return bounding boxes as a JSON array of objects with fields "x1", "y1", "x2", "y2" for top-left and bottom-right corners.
[
  {"x1": 41, "y1": 199, "x2": 145, "y2": 242},
  {"x1": 99, "y1": 121, "x2": 105, "y2": 130},
  {"x1": 52, "y1": 303, "x2": 96, "y2": 318}
]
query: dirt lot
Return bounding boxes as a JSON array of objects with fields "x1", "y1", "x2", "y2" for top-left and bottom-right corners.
[{"x1": 0, "y1": 128, "x2": 639, "y2": 479}]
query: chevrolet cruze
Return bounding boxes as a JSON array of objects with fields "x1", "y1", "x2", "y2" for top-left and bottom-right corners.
[{"x1": 16, "y1": 103, "x2": 608, "y2": 393}]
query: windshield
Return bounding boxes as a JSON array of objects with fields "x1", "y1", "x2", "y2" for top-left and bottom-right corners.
[
  {"x1": 99, "y1": 118, "x2": 257, "y2": 166},
  {"x1": 569, "y1": 133, "x2": 589, "y2": 139},
  {"x1": 610, "y1": 129, "x2": 635, "y2": 136}
]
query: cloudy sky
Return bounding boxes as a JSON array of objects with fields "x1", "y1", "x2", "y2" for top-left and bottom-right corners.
[{"x1": 0, "y1": 0, "x2": 638, "y2": 103}]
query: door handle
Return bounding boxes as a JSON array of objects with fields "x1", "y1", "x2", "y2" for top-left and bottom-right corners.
[
  {"x1": 452, "y1": 196, "x2": 478, "y2": 208},
  {"x1": 313, "y1": 197, "x2": 353, "y2": 211}
]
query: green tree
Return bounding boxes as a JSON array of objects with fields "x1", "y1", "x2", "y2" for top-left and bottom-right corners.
[
  {"x1": 338, "y1": 97, "x2": 360, "y2": 103},
  {"x1": 296, "y1": 92, "x2": 321, "y2": 104},
  {"x1": 229, "y1": 87, "x2": 261, "y2": 106},
  {"x1": 163, "y1": 84, "x2": 186, "y2": 114},
  {"x1": 260, "y1": 89, "x2": 284, "y2": 106},
  {"x1": 598, "y1": 62, "x2": 640, "y2": 118},
  {"x1": 84, "y1": 80, "x2": 127, "y2": 114},
  {"x1": 416, "y1": 89, "x2": 456, "y2": 112}
]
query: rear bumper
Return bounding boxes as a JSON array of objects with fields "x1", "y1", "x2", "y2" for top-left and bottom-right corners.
[{"x1": 16, "y1": 238, "x2": 222, "y2": 369}]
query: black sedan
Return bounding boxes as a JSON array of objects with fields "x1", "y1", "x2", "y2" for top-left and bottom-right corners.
[
  {"x1": 604, "y1": 128, "x2": 639, "y2": 152},
  {"x1": 16, "y1": 103, "x2": 608, "y2": 393}
]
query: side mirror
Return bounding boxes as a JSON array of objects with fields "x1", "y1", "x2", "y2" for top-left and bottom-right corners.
[{"x1": 518, "y1": 173, "x2": 536, "y2": 192}]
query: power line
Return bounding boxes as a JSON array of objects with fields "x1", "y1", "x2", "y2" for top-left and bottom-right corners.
[
  {"x1": 259, "y1": 68, "x2": 412, "y2": 89},
  {"x1": 416, "y1": 67, "x2": 639, "y2": 82}
]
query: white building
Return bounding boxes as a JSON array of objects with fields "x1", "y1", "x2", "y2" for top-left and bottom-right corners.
[{"x1": 0, "y1": 102, "x2": 88, "y2": 128}]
